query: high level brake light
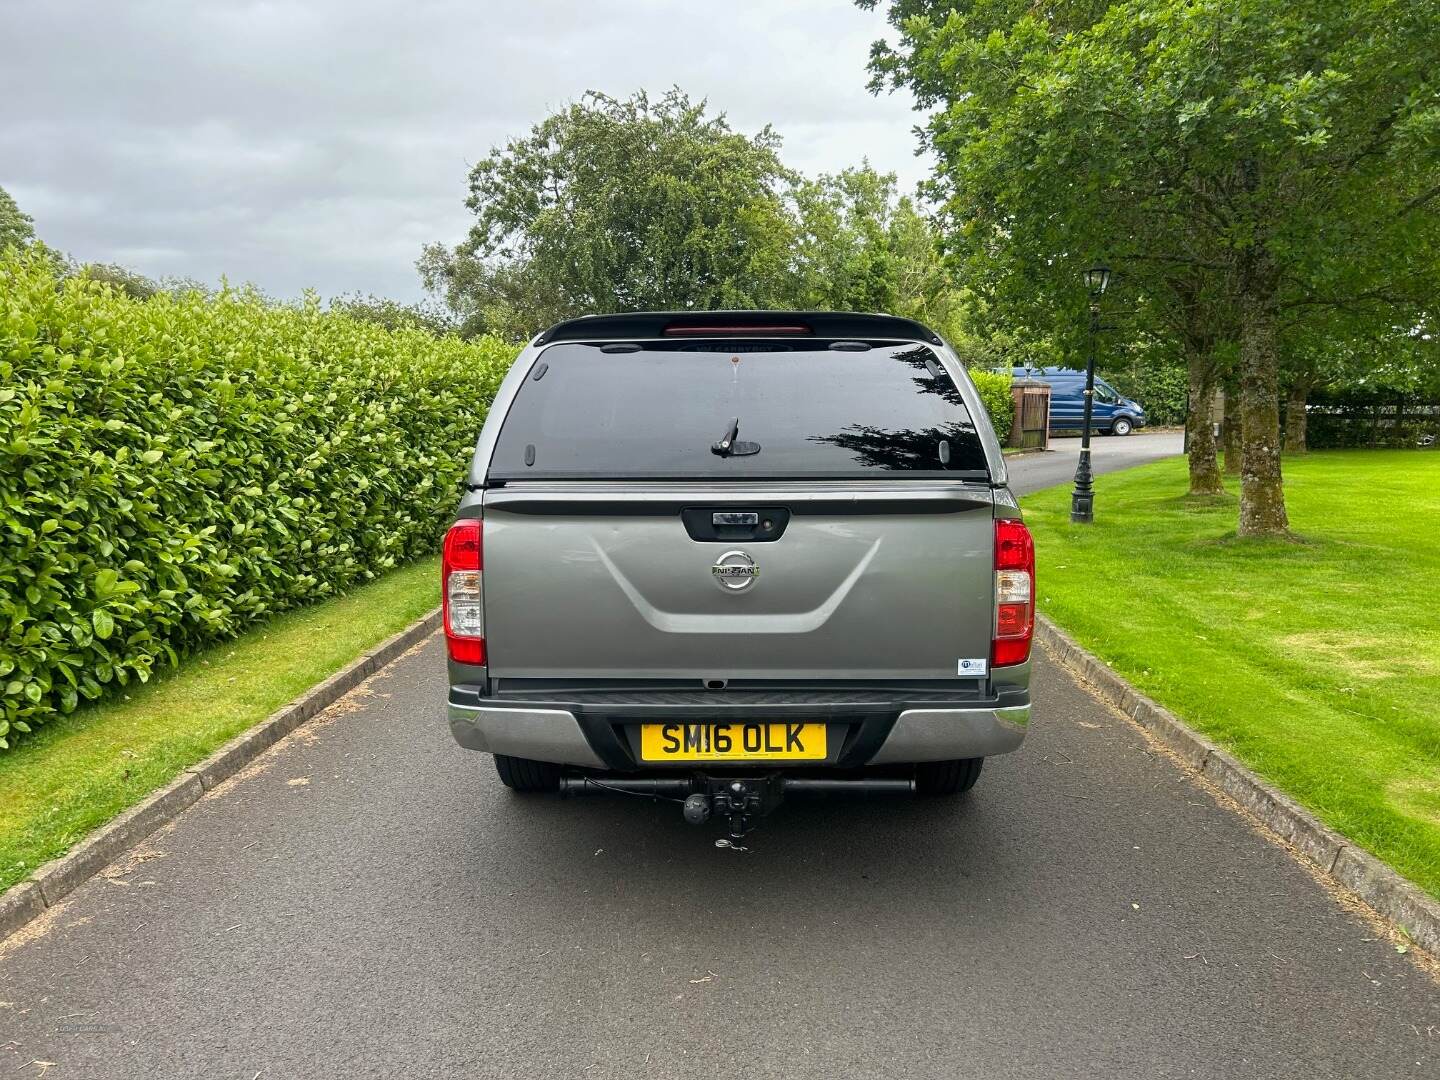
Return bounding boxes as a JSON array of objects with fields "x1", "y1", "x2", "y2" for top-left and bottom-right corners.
[
  {"x1": 442, "y1": 519, "x2": 485, "y2": 664},
  {"x1": 662, "y1": 323, "x2": 812, "y2": 336},
  {"x1": 992, "y1": 518, "x2": 1035, "y2": 667}
]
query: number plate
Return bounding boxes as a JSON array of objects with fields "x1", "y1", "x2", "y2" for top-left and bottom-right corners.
[{"x1": 639, "y1": 722, "x2": 827, "y2": 762}]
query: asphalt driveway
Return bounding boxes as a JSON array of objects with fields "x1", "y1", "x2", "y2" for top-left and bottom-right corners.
[
  {"x1": 2, "y1": 431, "x2": 1435, "y2": 1079},
  {"x1": 1006, "y1": 429, "x2": 1185, "y2": 492}
]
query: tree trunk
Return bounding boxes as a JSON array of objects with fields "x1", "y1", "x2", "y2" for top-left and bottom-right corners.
[
  {"x1": 1222, "y1": 383, "x2": 1242, "y2": 474},
  {"x1": 1284, "y1": 381, "x2": 1309, "y2": 453},
  {"x1": 1186, "y1": 347, "x2": 1224, "y2": 495},
  {"x1": 1237, "y1": 259, "x2": 1290, "y2": 538}
]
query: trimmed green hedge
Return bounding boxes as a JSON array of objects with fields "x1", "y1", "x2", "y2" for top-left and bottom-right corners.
[
  {"x1": 970, "y1": 369, "x2": 1013, "y2": 445},
  {"x1": 0, "y1": 252, "x2": 517, "y2": 752}
]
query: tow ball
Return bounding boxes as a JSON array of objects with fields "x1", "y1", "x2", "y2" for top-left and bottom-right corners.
[{"x1": 688, "y1": 776, "x2": 784, "y2": 840}]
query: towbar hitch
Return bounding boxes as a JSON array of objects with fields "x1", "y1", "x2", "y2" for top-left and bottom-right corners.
[{"x1": 559, "y1": 772, "x2": 915, "y2": 840}]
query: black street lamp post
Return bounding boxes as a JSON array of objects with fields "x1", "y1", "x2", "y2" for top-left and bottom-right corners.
[{"x1": 1070, "y1": 263, "x2": 1111, "y2": 524}]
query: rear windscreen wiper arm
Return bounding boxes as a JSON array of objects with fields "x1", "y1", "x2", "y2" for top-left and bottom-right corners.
[{"x1": 711, "y1": 417, "x2": 760, "y2": 457}]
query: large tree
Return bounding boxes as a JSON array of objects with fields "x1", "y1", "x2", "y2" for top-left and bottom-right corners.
[
  {"x1": 421, "y1": 89, "x2": 799, "y2": 338},
  {"x1": 864, "y1": 0, "x2": 1440, "y2": 536}
]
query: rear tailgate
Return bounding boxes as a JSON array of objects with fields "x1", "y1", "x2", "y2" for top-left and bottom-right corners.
[
  {"x1": 475, "y1": 337, "x2": 999, "y2": 685},
  {"x1": 482, "y1": 484, "x2": 995, "y2": 681}
]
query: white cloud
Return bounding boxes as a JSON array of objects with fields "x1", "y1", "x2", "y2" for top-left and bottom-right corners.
[{"x1": 0, "y1": 0, "x2": 929, "y2": 300}]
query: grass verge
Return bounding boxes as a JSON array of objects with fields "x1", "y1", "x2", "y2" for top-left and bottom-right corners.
[
  {"x1": 0, "y1": 557, "x2": 440, "y2": 893},
  {"x1": 1023, "y1": 451, "x2": 1440, "y2": 897}
]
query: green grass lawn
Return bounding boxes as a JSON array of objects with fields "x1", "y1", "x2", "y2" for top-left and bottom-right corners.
[
  {"x1": 0, "y1": 557, "x2": 440, "y2": 892},
  {"x1": 1023, "y1": 451, "x2": 1440, "y2": 897}
]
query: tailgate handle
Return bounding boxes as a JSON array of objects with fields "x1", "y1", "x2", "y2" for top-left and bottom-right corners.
[
  {"x1": 683, "y1": 507, "x2": 790, "y2": 542},
  {"x1": 712, "y1": 512, "x2": 759, "y2": 526}
]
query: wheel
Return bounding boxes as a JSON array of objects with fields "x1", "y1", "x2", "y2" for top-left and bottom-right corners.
[
  {"x1": 1111, "y1": 416, "x2": 1134, "y2": 436},
  {"x1": 914, "y1": 757, "x2": 984, "y2": 796},
  {"x1": 493, "y1": 754, "x2": 562, "y2": 792}
]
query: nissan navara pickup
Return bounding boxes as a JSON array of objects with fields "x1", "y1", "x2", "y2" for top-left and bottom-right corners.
[{"x1": 443, "y1": 312, "x2": 1034, "y2": 839}]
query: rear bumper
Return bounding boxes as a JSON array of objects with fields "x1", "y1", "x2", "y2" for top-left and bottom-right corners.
[
  {"x1": 449, "y1": 705, "x2": 609, "y2": 768},
  {"x1": 867, "y1": 706, "x2": 1028, "y2": 762},
  {"x1": 448, "y1": 700, "x2": 1029, "y2": 767}
]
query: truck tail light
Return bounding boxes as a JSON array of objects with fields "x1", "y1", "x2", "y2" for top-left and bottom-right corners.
[
  {"x1": 992, "y1": 518, "x2": 1035, "y2": 667},
  {"x1": 442, "y1": 519, "x2": 485, "y2": 664}
]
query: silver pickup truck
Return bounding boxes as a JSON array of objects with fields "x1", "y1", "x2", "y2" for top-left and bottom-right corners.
[{"x1": 443, "y1": 312, "x2": 1033, "y2": 838}]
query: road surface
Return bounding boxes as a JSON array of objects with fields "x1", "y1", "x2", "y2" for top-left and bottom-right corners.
[{"x1": 2, "y1": 432, "x2": 1435, "y2": 1079}]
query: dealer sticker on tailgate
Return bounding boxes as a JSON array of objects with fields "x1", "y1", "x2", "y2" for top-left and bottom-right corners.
[{"x1": 640, "y1": 723, "x2": 826, "y2": 762}]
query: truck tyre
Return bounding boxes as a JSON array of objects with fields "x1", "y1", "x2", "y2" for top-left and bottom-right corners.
[
  {"x1": 915, "y1": 757, "x2": 984, "y2": 796},
  {"x1": 493, "y1": 754, "x2": 562, "y2": 793},
  {"x1": 1111, "y1": 416, "x2": 1133, "y2": 436}
]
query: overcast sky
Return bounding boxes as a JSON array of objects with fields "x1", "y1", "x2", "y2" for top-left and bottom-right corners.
[{"x1": 1, "y1": 0, "x2": 929, "y2": 302}]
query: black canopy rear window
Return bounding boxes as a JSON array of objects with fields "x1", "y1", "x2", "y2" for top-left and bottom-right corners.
[{"x1": 489, "y1": 341, "x2": 989, "y2": 481}]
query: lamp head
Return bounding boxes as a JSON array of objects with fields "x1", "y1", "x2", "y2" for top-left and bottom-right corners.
[{"x1": 1084, "y1": 264, "x2": 1111, "y2": 297}]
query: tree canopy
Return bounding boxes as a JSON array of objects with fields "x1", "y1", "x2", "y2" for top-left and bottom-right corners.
[
  {"x1": 789, "y1": 165, "x2": 980, "y2": 344},
  {"x1": 863, "y1": 0, "x2": 1440, "y2": 535},
  {"x1": 420, "y1": 90, "x2": 983, "y2": 349},
  {"x1": 420, "y1": 89, "x2": 799, "y2": 339},
  {"x1": 0, "y1": 186, "x2": 37, "y2": 251}
]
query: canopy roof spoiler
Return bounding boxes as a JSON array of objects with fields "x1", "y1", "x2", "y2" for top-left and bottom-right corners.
[{"x1": 534, "y1": 311, "x2": 945, "y2": 346}]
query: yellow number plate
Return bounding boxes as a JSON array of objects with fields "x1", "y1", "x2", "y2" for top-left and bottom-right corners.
[{"x1": 639, "y1": 722, "x2": 827, "y2": 762}]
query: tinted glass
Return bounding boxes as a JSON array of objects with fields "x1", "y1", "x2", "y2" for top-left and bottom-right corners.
[{"x1": 489, "y1": 341, "x2": 989, "y2": 480}]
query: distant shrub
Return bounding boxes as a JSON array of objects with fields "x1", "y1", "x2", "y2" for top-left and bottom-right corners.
[
  {"x1": 1306, "y1": 391, "x2": 1440, "y2": 449},
  {"x1": 328, "y1": 293, "x2": 460, "y2": 337},
  {"x1": 0, "y1": 251, "x2": 518, "y2": 752},
  {"x1": 73, "y1": 263, "x2": 160, "y2": 301},
  {"x1": 1104, "y1": 358, "x2": 1187, "y2": 426},
  {"x1": 969, "y1": 369, "x2": 1013, "y2": 444}
]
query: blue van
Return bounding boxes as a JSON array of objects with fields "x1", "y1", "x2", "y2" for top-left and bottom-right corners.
[{"x1": 1011, "y1": 366, "x2": 1147, "y2": 436}]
